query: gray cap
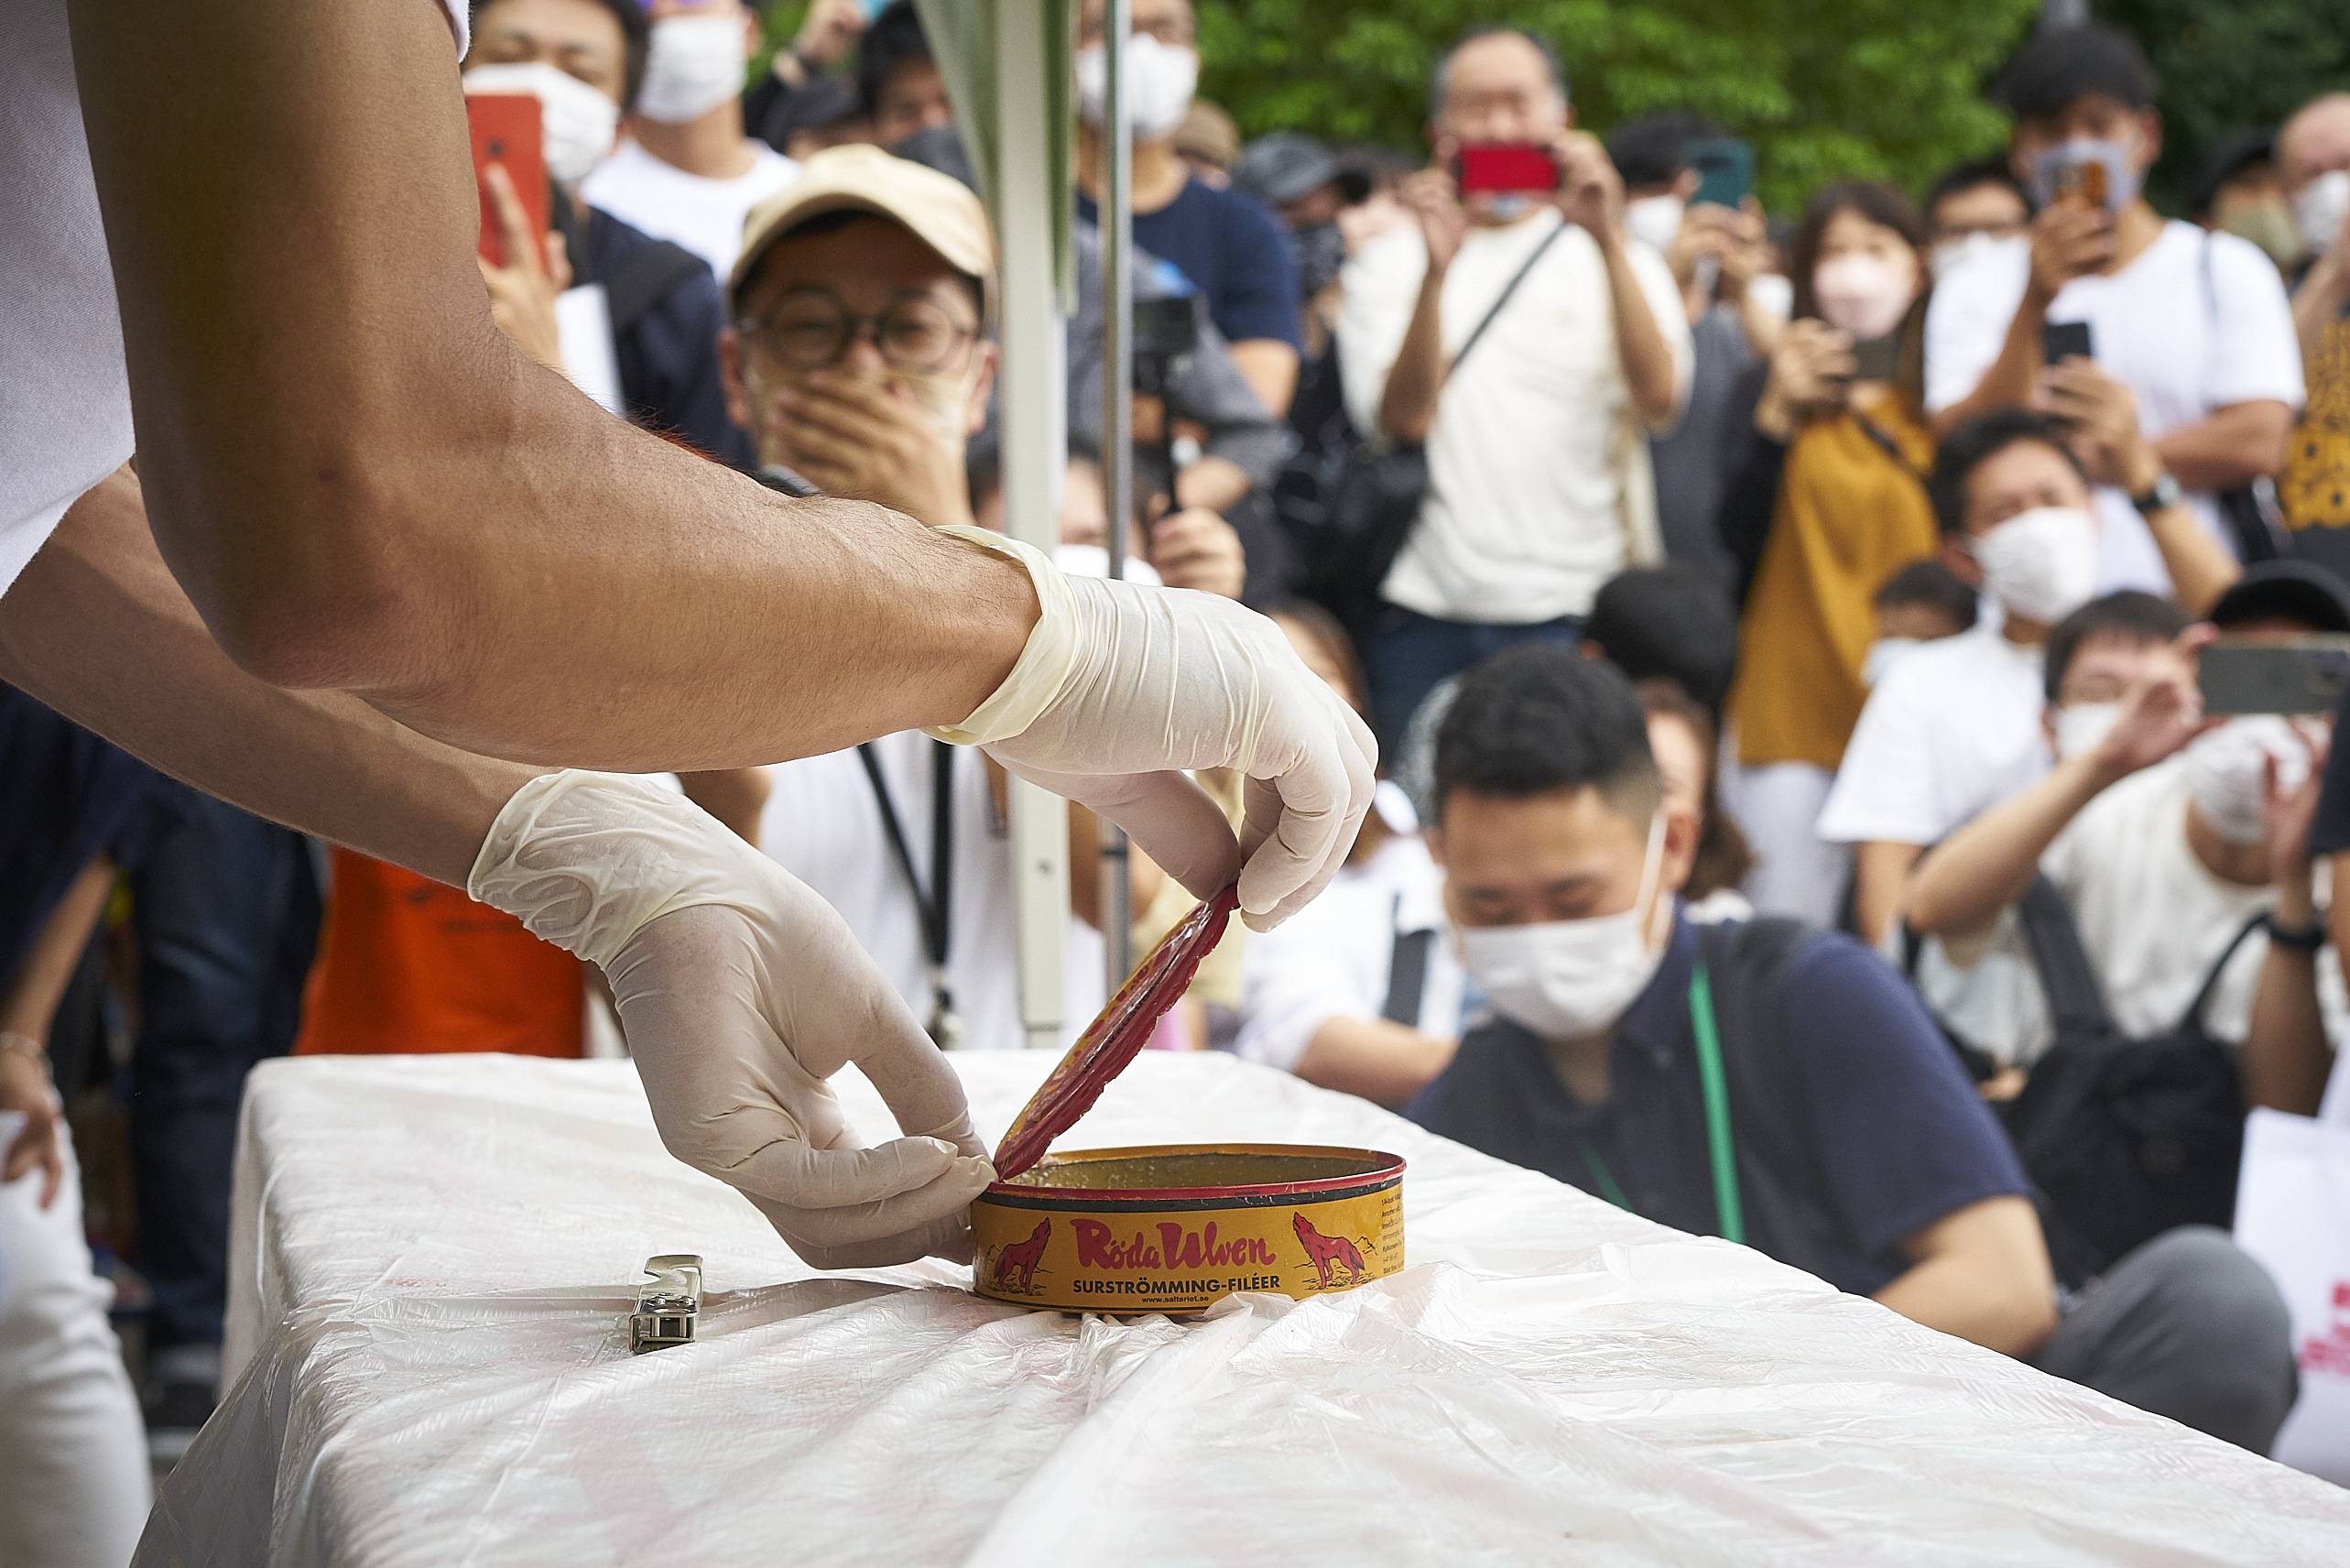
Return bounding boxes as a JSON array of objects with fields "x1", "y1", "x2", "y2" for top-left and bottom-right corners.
[{"x1": 1234, "y1": 133, "x2": 1338, "y2": 208}]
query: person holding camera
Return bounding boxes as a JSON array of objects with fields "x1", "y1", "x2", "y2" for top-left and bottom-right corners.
[
  {"x1": 1336, "y1": 26, "x2": 1690, "y2": 746},
  {"x1": 1926, "y1": 25, "x2": 2301, "y2": 596}
]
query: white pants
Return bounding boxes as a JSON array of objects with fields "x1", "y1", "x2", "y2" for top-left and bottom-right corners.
[
  {"x1": 1723, "y1": 758, "x2": 1849, "y2": 930},
  {"x1": 0, "y1": 1112, "x2": 151, "y2": 1568}
]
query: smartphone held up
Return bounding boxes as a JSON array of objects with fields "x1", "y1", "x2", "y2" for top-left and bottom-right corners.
[
  {"x1": 1454, "y1": 142, "x2": 1559, "y2": 198},
  {"x1": 2200, "y1": 638, "x2": 2350, "y2": 717},
  {"x1": 466, "y1": 93, "x2": 550, "y2": 271}
]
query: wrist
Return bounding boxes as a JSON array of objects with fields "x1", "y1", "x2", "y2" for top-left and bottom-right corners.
[
  {"x1": 2274, "y1": 873, "x2": 2319, "y2": 926},
  {"x1": 2119, "y1": 446, "x2": 2166, "y2": 498},
  {"x1": 0, "y1": 1029, "x2": 47, "y2": 1067},
  {"x1": 924, "y1": 525, "x2": 1079, "y2": 747}
]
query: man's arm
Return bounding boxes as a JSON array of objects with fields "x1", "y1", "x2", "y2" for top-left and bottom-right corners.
[
  {"x1": 2244, "y1": 736, "x2": 2335, "y2": 1116},
  {"x1": 1851, "y1": 842, "x2": 1921, "y2": 951},
  {"x1": 1931, "y1": 201, "x2": 2112, "y2": 437},
  {"x1": 2150, "y1": 400, "x2": 2295, "y2": 494},
  {"x1": 1905, "y1": 757, "x2": 2108, "y2": 938},
  {"x1": 1597, "y1": 228, "x2": 1682, "y2": 430},
  {"x1": 0, "y1": 856, "x2": 116, "y2": 1207},
  {"x1": 1294, "y1": 1018, "x2": 1455, "y2": 1108},
  {"x1": 67, "y1": 0, "x2": 1031, "y2": 769},
  {"x1": 1872, "y1": 1195, "x2": 2058, "y2": 1356},
  {"x1": 0, "y1": 467, "x2": 528, "y2": 884},
  {"x1": 1225, "y1": 341, "x2": 1300, "y2": 424}
]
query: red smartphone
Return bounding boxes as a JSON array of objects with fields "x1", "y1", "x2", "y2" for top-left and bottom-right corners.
[
  {"x1": 466, "y1": 93, "x2": 549, "y2": 271},
  {"x1": 1455, "y1": 142, "x2": 1559, "y2": 197}
]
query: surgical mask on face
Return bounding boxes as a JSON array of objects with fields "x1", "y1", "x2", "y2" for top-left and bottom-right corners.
[
  {"x1": 462, "y1": 62, "x2": 620, "y2": 186},
  {"x1": 2293, "y1": 169, "x2": 2350, "y2": 260},
  {"x1": 1970, "y1": 506, "x2": 2100, "y2": 625},
  {"x1": 1863, "y1": 637, "x2": 1920, "y2": 688},
  {"x1": 1931, "y1": 230, "x2": 2007, "y2": 279},
  {"x1": 2184, "y1": 716, "x2": 2312, "y2": 844},
  {"x1": 2225, "y1": 200, "x2": 2305, "y2": 269},
  {"x1": 1454, "y1": 815, "x2": 1670, "y2": 1043},
  {"x1": 1746, "y1": 272, "x2": 1793, "y2": 322},
  {"x1": 1075, "y1": 35, "x2": 1199, "y2": 140},
  {"x1": 636, "y1": 13, "x2": 747, "y2": 125},
  {"x1": 1811, "y1": 252, "x2": 1916, "y2": 340},
  {"x1": 1624, "y1": 194, "x2": 1685, "y2": 255},
  {"x1": 2052, "y1": 700, "x2": 2123, "y2": 762},
  {"x1": 2027, "y1": 138, "x2": 2141, "y2": 212},
  {"x1": 1482, "y1": 192, "x2": 1536, "y2": 222}
]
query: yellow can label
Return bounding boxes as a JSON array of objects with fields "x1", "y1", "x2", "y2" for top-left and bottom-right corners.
[{"x1": 972, "y1": 1181, "x2": 1403, "y2": 1314}]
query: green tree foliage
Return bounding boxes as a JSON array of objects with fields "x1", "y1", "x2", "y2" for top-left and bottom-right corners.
[
  {"x1": 2100, "y1": 0, "x2": 2350, "y2": 212},
  {"x1": 1192, "y1": 0, "x2": 2042, "y2": 214}
]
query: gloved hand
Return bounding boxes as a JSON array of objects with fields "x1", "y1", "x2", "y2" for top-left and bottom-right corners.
[
  {"x1": 469, "y1": 771, "x2": 994, "y2": 1268},
  {"x1": 930, "y1": 527, "x2": 1378, "y2": 931}
]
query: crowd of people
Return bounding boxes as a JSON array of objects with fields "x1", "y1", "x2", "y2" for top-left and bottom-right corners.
[{"x1": 7, "y1": 2, "x2": 2350, "y2": 1556}]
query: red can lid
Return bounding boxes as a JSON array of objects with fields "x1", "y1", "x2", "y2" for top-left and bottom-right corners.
[{"x1": 991, "y1": 883, "x2": 1240, "y2": 1181}]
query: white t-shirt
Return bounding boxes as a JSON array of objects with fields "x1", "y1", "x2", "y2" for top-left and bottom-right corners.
[
  {"x1": 1336, "y1": 211, "x2": 1691, "y2": 623},
  {"x1": 0, "y1": 1, "x2": 470, "y2": 596},
  {"x1": 1817, "y1": 621, "x2": 2051, "y2": 847},
  {"x1": 756, "y1": 732, "x2": 1107, "y2": 1052},
  {"x1": 582, "y1": 138, "x2": 799, "y2": 283},
  {"x1": 1233, "y1": 784, "x2": 1465, "y2": 1073},
  {"x1": 1925, "y1": 223, "x2": 2304, "y2": 594},
  {"x1": 1941, "y1": 758, "x2": 2350, "y2": 1067}
]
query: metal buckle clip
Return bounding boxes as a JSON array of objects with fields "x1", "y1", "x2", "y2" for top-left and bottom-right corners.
[{"x1": 630, "y1": 1254, "x2": 702, "y2": 1354}]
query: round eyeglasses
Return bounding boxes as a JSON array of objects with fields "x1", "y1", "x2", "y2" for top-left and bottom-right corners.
[{"x1": 734, "y1": 289, "x2": 978, "y2": 374}]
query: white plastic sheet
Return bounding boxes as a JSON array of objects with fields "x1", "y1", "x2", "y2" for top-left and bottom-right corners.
[{"x1": 145, "y1": 1051, "x2": 2350, "y2": 1566}]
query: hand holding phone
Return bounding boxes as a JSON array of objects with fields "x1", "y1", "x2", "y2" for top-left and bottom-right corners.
[{"x1": 2040, "y1": 320, "x2": 2094, "y2": 365}]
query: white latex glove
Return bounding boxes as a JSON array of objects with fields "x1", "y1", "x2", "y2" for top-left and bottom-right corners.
[
  {"x1": 930, "y1": 527, "x2": 1378, "y2": 931},
  {"x1": 469, "y1": 771, "x2": 994, "y2": 1268}
]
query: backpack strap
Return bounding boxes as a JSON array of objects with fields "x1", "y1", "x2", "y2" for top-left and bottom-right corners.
[
  {"x1": 1448, "y1": 219, "x2": 1569, "y2": 376},
  {"x1": 1380, "y1": 892, "x2": 1437, "y2": 1026},
  {"x1": 603, "y1": 237, "x2": 713, "y2": 336},
  {"x1": 2176, "y1": 911, "x2": 2271, "y2": 1029},
  {"x1": 2013, "y1": 873, "x2": 2117, "y2": 1042}
]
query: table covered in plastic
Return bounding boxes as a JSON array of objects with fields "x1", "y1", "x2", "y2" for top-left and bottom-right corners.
[{"x1": 143, "y1": 1050, "x2": 2350, "y2": 1565}]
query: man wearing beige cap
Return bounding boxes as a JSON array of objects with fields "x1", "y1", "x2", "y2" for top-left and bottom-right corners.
[{"x1": 0, "y1": 0, "x2": 1375, "y2": 1282}]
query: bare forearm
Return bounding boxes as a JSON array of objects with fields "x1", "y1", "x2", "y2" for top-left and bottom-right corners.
[
  {"x1": 678, "y1": 768, "x2": 770, "y2": 848},
  {"x1": 1932, "y1": 289, "x2": 2049, "y2": 437},
  {"x1": 1175, "y1": 455, "x2": 1253, "y2": 514},
  {"x1": 2141, "y1": 504, "x2": 2240, "y2": 615},
  {"x1": 2244, "y1": 872, "x2": 2334, "y2": 1116},
  {"x1": 1599, "y1": 232, "x2": 1679, "y2": 429},
  {"x1": 1906, "y1": 757, "x2": 2111, "y2": 936},
  {"x1": 1377, "y1": 273, "x2": 1451, "y2": 444},
  {"x1": 1226, "y1": 341, "x2": 1299, "y2": 420},
  {"x1": 1873, "y1": 1251, "x2": 2055, "y2": 1356},
  {"x1": 1293, "y1": 1018, "x2": 1455, "y2": 1107},
  {"x1": 0, "y1": 468, "x2": 531, "y2": 887},
  {"x1": 70, "y1": 0, "x2": 1034, "y2": 772},
  {"x1": 1852, "y1": 841, "x2": 1923, "y2": 950},
  {"x1": 2152, "y1": 403, "x2": 2293, "y2": 492},
  {"x1": 0, "y1": 857, "x2": 114, "y2": 1040}
]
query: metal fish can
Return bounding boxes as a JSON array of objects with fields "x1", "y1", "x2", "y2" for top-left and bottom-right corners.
[{"x1": 970, "y1": 1144, "x2": 1405, "y2": 1314}]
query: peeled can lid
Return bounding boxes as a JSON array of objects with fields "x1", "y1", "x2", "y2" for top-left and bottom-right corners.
[{"x1": 991, "y1": 884, "x2": 1240, "y2": 1181}]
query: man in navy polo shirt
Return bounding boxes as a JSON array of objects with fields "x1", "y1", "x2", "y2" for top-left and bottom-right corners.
[{"x1": 1409, "y1": 643, "x2": 2299, "y2": 1452}]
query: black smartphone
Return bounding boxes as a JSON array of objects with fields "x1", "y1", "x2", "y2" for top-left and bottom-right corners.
[
  {"x1": 2199, "y1": 637, "x2": 2350, "y2": 716},
  {"x1": 1850, "y1": 334, "x2": 1902, "y2": 383},
  {"x1": 2041, "y1": 320, "x2": 2094, "y2": 364}
]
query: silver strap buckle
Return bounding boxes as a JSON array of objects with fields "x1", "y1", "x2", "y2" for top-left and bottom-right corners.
[{"x1": 630, "y1": 1254, "x2": 703, "y2": 1354}]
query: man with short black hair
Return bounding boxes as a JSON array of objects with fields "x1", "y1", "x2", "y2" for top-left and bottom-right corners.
[
  {"x1": 859, "y1": 0, "x2": 955, "y2": 147},
  {"x1": 1927, "y1": 24, "x2": 2301, "y2": 595},
  {"x1": 1823, "y1": 408, "x2": 2237, "y2": 946},
  {"x1": 1910, "y1": 573, "x2": 2345, "y2": 1082},
  {"x1": 1922, "y1": 158, "x2": 2030, "y2": 278},
  {"x1": 1339, "y1": 26, "x2": 1691, "y2": 745},
  {"x1": 1410, "y1": 642, "x2": 2298, "y2": 1452},
  {"x1": 1580, "y1": 562, "x2": 1739, "y2": 713}
]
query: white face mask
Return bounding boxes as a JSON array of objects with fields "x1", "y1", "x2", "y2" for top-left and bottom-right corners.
[
  {"x1": 1455, "y1": 815, "x2": 1669, "y2": 1043},
  {"x1": 462, "y1": 61, "x2": 620, "y2": 186},
  {"x1": 1624, "y1": 194, "x2": 1684, "y2": 255},
  {"x1": 636, "y1": 13, "x2": 747, "y2": 125},
  {"x1": 1931, "y1": 230, "x2": 2007, "y2": 280},
  {"x1": 1811, "y1": 251, "x2": 1916, "y2": 340},
  {"x1": 1971, "y1": 506, "x2": 2099, "y2": 625},
  {"x1": 1862, "y1": 637, "x2": 1920, "y2": 688},
  {"x1": 1075, "y1": 35, "x2": 1200, "y2": 141},
  {"x1": 2293, "y1": 169, "x2": 2350, "y2": 260},
  {"x1": 2183, "y1": 717, "x2": 2312, "y2": 845},
  {"x1": 2052, "y1": 700, "x2": 2122, "y2": 762}
]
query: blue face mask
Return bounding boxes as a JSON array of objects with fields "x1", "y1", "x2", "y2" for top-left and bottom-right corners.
[{"x1": 2027, "y1": 137, "x2": 2141, "y2": 213}]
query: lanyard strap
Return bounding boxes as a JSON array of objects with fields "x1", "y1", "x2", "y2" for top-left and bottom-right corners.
[
  {"x1": 1572, "y1": 961, "x2": 1745, "y2": 1246},
  {"x1": 1687, "y1": 962, "x2": 1745, "y2": 1246},
  {"x1": 855, "y1": 741, "x2": 960, "y2": 1044}
]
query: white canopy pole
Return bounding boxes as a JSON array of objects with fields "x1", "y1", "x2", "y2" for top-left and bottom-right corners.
[
  {"x1": 1097, "y1": 0, "x2": 1136, "y2": 986},
  {"x1": 990, "y1": 0, "x2": 1072, "y2": 1051}
]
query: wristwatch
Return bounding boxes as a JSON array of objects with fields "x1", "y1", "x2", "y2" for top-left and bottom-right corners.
[
  {"x1": 2264, "y1": 911, "x2": 2329, "y2": 953},
  {"x1": 2130, "y1": 471, "x2": 2182, "y2": 516}
]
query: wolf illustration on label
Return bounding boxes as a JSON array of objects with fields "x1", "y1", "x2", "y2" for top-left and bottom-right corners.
[
  {"x1": 989, "y1": 1219, "x2": 1051, "y2": 1294},
  {"x1": 1291, "y1": 1212, "x2": 1369, "y2": 1289}
]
